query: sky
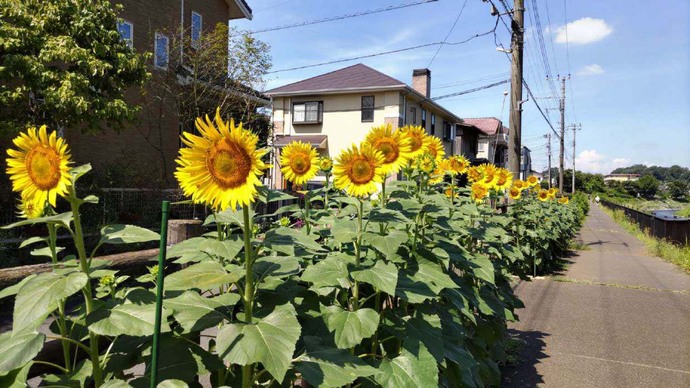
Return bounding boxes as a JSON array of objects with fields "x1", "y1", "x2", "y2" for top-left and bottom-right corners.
[{"x1": 235, "y1": 0, "x2": 690, "y2": 174}]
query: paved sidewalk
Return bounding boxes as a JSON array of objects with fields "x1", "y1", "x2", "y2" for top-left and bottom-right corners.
[{"x1": 502, "y1": 203, "x2": 690, "y2": 387}]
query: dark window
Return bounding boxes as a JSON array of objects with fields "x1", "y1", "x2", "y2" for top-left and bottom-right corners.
[
  {"x1": 430, "y1": 114, "x2": 436, "y2": 135},
  {"x1": 154, "y1": 33, "x2": 169, "y2": 70},
  {"x1": 293, "y1": 101, "x2": 323, "y2": 124},
  {"x1": 443, "y1": 121, "x2": 453, "y2": 141},
  {"x1": 410, "y1": 107, "x2": 417, "y2": 124},
  {"x1": 361, "y1": 96, "x2": 374, "y2": 122},
  {"x1": 421, "y1": 109, "x2": 426, "y2": 130},
  {"x1": 117, "y1": 20, "x2": 133, "y2": 48},
  {"x1": 191, "y1": 11, "x2": 203, "y2": 49}
]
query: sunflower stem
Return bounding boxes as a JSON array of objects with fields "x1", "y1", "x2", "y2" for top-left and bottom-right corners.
[
  {"x1": 67, "y1": 191, "x2": 103, "y2": 387},
  {"x1": 48, "y1": 223, "x2": 72, "y2": 371},
  {"x1": 352, "y1": 198, "x2": 364, "y2": 310},
  {"x1": 380, "y1": 177, "x2": 386, "y2": 207},
  {"x1": 304, "y1": 191, "x2": 311, "y2": 235},
  {"x1": 241, "y1": 205, "x2": 255, "y2": 388},
  {"x1": 324, "y1": 172, "x2": 330, "y2": 208}
]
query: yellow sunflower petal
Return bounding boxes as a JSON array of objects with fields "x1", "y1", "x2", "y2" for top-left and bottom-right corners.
[
  {"x1": 363, "y1": 124, "x2": 413, "y2": 174},
  {"x1": 280, "y1": 141, "x2": 320, "y2": 185},
  {"x1": 333, "y1": 143, "x2": 385, "y2": 197}
]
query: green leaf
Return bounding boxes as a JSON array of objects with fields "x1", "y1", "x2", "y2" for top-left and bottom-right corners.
[
  {"x1": 363, "y1": 230, "x2": 407, "y2": 260},
  {"x1": 375, "y1": 341, "x2": 438, "y2": 388},
  {"x1": 254, "y1": 256, "x2": 301, "y2": 279},
  {"x1": 88, "y1": 303, "x2": 170, "y2": 337},
  {"x1": 368, "y1": 208, "x2": 409, "y2": 224},
  {"x1": 100, "y1": 380, "x2": 132, "y2": 388},
  {"x1": 300, "y1": 254, "x2": 351, "y2": 289},
  {"x1": 99, "y1": 224, "x2": 160, "y2": 245},
  {"x1": 165, "y1": 261, "x2": 240, "y2": 291},
  {"x1": 295, "y1": 337, "x2": 378, "y2": 387},
  {"x1": 395, "y1": 272, "x2": 436, "y2": 304},
  {"x1": 0, "y1": 332, "x2": 44, "y2": 373},
  {"x1": 204, "y1": 207, "x2": 255, "y2": 228},
  {"x1": 164, "y1": 291, "x2": 238, "y2": 333},
  {"x1": 404, "y1": 311, "x2": 444, "y2": 363},
  {"x1": 143, "y1": 334, "x2": 223, "y2": 384},
  {"x1": 351, "y1": 260, "x2": 398, "y2": 295},
  {"x1": 14, "y1": 272, "x2": 88, "y2": 333},
  {"x1": 331, "y1": 218, "x2": 357, "y2": 245},
  {"x1": 262, "y1": 227, "x2": 325, "y2": 255},
  {"x1": 216, "y1": 304, "x2": 301, "y2": 383},
  {"x1": 2, "y1": 211, "x2": 72, "y2": 229},
  {"x1": 43, "y1": 359, "x2": 92, "y2": 387},
  {"x1": 69, "y1": 164, "x2": 92, "y2": 182},
  {"x1": 469, "y1": 254, "x2": 495, "y2": 285},
  {"x1": 0, "y1": 361, "x2": 32, "y2": 388},
  {"x1": 413, "y1": 258, "x2": 458, "y2": 293},
  {"x1": 256, "y1": 187, "x2": 297, "y2": 203},
  {"x1": 0, "y1": 274, "x2": 36, "y2": 300},
  {"x1": 18, "y1": 236, "x2": 46, "y2": 249},
  {"x1": 157, "y1": 380, "x2": 189, "y2": 388},
  {"x1": 322, "y1": 306, "x2": 379, "y2": 349}
]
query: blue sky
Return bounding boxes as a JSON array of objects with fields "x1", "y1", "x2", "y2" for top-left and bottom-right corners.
[{"x1": 235, "y1": 0, "x2": 690, "y2": 174}]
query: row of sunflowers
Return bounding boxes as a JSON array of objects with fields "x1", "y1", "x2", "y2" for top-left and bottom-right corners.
[{"x1": 0, "y1": 111, "x2": 580, "y2": 387}]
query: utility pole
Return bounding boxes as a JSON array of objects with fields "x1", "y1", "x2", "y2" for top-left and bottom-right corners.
[
  {"x1": 544, "y1": 133, "x2": 552, "y2": 188},
  {"x1": 507, "y1": 0, "x2": 525, "y2": 178},
  {"x1": 569, "y1": 123, "x2": 581, "y2": 193},
  {"x1": 558, "y1": 76, "x2": 567, "y2": 193}
]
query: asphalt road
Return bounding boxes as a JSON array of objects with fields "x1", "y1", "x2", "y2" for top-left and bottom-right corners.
[{"x1": 502, "y1": 203, "x2": 690, "y2": 388}]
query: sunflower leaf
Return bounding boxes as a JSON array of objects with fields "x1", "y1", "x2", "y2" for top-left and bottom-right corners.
[{"x1": 1, "y1": 211, "x2": 72, "y2": 229}]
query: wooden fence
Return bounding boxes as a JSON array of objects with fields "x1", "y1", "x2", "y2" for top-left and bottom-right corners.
[{"x1": 600, "y1": 200, "x2": 690, "y2": 245}]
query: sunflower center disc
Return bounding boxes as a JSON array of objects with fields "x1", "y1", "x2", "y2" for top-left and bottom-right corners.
[
  {"x1": 376, "y1": 139, "x2": 398, "y2": 164},
  {"x1": 25, "y1": 145, "x2": 61, "y2": 190},
  {"x1": 290, "y1": 154, "x2": 310, "y2": 174},
  {"x1": 350, "y1": 158, "x2": 375, "y2": 184},
  {"x1": 207, "y1": 139, "x2": 252, "y2": 189}
]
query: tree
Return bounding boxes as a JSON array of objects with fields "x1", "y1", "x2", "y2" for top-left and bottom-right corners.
[
  {"x1": 0, "y1": 0, "x2": 150, "y2": 135},
  {"x1": 636, "y1": 174, "x2": 659, "y2": 199},
  {"x1": 667, "y1": 180, "x2": 689, "y2": 201}
]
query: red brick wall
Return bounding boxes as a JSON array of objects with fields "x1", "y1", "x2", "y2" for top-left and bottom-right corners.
[{"x1": 67, "y1": 0, "x2": 230, "y2": 187}]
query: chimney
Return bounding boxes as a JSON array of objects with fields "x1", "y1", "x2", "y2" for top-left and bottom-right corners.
[{"x1": 412, "y1": 68, "x2": 431, "y2": 98}]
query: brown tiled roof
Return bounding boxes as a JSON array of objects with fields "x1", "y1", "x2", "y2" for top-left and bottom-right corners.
[
  {"x1": 462, "y1": 117, "x2": 508, "y2": 136},
  {"x1": 266, "y1": 64, "x2": 406, "y2": 95},
  {"x1": 274, "y1": 135, "x2": 328, "y2": 149}
]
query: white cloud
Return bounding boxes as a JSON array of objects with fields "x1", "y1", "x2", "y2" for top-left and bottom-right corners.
[
  {"x1": 577, "y1": 64, "x2": 605, "y2": 76},
  {"x1": 553, "y1": 17, "x2": 613, "y2": 45},
  {"x1": 576, "y1": 150, "x2": 629, "y2": 174}
]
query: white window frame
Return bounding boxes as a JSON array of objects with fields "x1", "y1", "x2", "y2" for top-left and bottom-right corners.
[
  {"x1": 117, "y1": 20, "x2": 134, "y2": 48},
  {"x1": 292, "y1": 101, "x2": 323, "y2": 124},
  {"x1": 191, "y1": 11, "x2": 202, "y2": 49},
  {"x1": 154, "y1": 32, "x2": 169, "y2": 70}
]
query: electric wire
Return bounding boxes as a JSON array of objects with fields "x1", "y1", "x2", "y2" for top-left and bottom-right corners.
[
  {"x1": 427, "y1": 0, "x2": 468, "y2": 67},
  {"x1": 250, "y1": 0, "x2": 437, "y2": 33}
]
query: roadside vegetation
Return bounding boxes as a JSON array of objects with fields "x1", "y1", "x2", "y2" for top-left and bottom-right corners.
[{"x1": 602, "y1": 207, "x2": 690, "y2": 272}]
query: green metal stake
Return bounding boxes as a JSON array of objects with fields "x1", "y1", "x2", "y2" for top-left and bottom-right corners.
[{"x1": 150, "y1": 201, "x2": 170, "y2": 388}]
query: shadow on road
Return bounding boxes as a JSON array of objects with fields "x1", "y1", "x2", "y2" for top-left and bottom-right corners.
[{"x1": 501, "y1": 329, "x2": 549, "y2": 387}]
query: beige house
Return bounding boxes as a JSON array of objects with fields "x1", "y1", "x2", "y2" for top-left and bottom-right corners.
[{"x1": 265, "y1": 64, "x2": 481, "y2": 189}]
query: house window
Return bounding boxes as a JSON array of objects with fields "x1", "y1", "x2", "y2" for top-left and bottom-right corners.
[
  {"x1": 410, "y1": 107, "x2": 417, "y2": 124},
  {"x1": 191, "y1": 11, "x2": 202, "y2": 49},
  {"x1": 443, "y1": 121, "x2": 453, "y2": 141},
  {"x1": 421, "y1": 109, "x2": 426, "y2": 130},
  {"x1": 361, "y1": 96, "x2": 374, "y2": 122},
  {"x1": 293, "y1": 101, "x2": 323, "y2": 124},
  {"x1": 478, "y1": 142, "x2": 487, "y2": 152},
  {"x1": 430, "y1": 114, "x2": 436, "y2": 135},
  {"x1": 154, "y1": 33, "x2": 169, "y2": 70},
  {"x1": 117, "y1": 20, "x2": 133, "y2": 48}
]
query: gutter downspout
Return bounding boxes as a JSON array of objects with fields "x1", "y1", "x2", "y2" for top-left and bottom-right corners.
[{"x1": 180, "y1": 0, "x2": 184, "y2": 64}]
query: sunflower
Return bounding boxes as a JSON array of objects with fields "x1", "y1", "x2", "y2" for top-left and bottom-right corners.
[
  {"x1": 444, "y1": 185, "x2": 459, "y2": 199},
  {"x1": 495, "y1": 168, "x2": 513, "y2": 192},
  {"x1": 333, "y1": 143, "x2": 385, "y2": 197},
  {"x1": 527, "y1": 175, "x2": 539, "y2": 187},
  {"x1": 363, "y1": 124, "x2": 412, "y2": 174},
  {"x1": 16, "y1": 197, "x2": 46, "y2": 219},
  {"x1": 6, "y1": 125, "x2": 72, "y2": 207},
  {"x1": 479, "y1": 164, "x2": 499, "y2": 189},
  {"x1": 547, "y1": 188, "x2": 558, "y2": 199},
  {"x1": 175, "y1": 109, "x2": 268, "y2": 211},
  {"x1": 467, "y1": 166, "x2": 483, "y2": 183},
  {"x1": 447, "y1": 155, "x2": 469, "y2": 175},
  {"x1": 319, "y1": 156, "x2": 333, "y2": 172},
  {"x1": 424, "y1": 135, "x2": 445, "y2": 163},
  {"x1": 429, "y1": 158, "x2": 449, "y2": 184},
  {"x1": 471, "y1": 182, "x2": 490, "y2": 203},
  {"x1": 537, "y1": 189, "x2": 549, "y2": 202},
  {"x1": 416, "y1": 152, "x2": 435, "y2": 174},
  {"x1": 280, "y1": 141, "x2": 319, "y2": 185},
  {"x1": 508, "y1": 187, "x2": 521, "y2": 200},
  {"x1": 512, "y1": 179, "x2": 526, "y2": 191},
  {"x1": 558, "y1": 197, "x2": 569, "y2": 205},
  {"x1": 399, "y1": 125, "x2": 430, "y2": 158}
]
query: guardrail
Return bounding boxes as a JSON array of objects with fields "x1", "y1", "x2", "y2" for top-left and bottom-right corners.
[{"x1": 600, "y1": 200, "x2": 690, "y2": 245}]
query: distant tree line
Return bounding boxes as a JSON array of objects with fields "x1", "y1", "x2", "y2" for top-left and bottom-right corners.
[{"x1": 611, "y1": 164, "x2": 690, "y2": 182}]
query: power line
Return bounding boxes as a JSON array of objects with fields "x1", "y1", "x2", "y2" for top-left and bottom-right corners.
[
  {"x1": 563, "y1": 0, "x2": 578, "y2": 123},
  {"x1": 267, "y1": 24, "x2": 499, "y2": 74},
  {"x1": 431, "y1": 79, "x2": 510, "y2": 101},
  {"x1": 427, "y1": 0, "x2": 468, "y2": 67},
  {"x1": 250, "y1": 0, "x2": 437, "y2": 33}
]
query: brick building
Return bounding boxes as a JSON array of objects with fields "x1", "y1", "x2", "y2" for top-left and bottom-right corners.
[{"x1": 65, "y1": 0, "x2": 253, "y2": 187}]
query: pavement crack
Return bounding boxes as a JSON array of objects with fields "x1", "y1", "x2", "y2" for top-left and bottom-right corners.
[
  {"x1": 550, "y1": 276, "x2": 690, "y2": 294},
  {"x1": 550, "y1": 351, "x2": 690, "y2": 375}
]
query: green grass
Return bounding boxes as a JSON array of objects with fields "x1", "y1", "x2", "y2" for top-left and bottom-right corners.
[
  {"x1": 602, "y1": 207, "x2": 690, "y2": 272},
  {"x1": 676, "y1": 204, "x2": 690, "y2": 218},
  {"x1": 606, "y1": 197, "x2": 689, "y2": 215}
]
